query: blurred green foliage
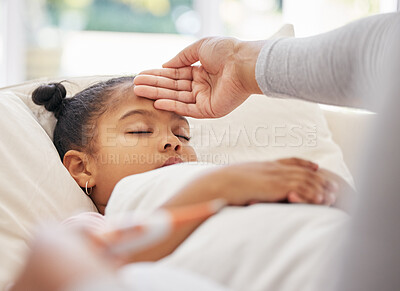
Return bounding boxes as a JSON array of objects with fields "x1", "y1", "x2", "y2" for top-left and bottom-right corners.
[
  {"x1": 337, "y1": 0, "x2": 380, "y2": 12},
  {"x1": 46, "y1": 0, "x2": 193, "y2": 33}
]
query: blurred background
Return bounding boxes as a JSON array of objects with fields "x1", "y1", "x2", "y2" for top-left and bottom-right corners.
[{"x1": 0, "y1": 0, "x2": 398, "y2": 87}]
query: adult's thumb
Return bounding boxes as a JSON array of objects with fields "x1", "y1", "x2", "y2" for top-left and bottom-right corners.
[{"x1": 163, "y1": 39, "x2": 204, "y2": 68}]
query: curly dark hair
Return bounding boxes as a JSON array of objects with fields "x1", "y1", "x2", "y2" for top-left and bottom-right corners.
[{"x1": 32, "y1": 76, "x2": 135, "y2": 160}]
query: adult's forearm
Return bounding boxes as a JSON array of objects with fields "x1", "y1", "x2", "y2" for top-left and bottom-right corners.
[{"x1": 255, "y1": 12, "x2": 400, "y2": 110}]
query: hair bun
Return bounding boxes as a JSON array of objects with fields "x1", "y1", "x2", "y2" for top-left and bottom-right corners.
[{"x1": 32, "y1": 82, "x2": 67, "y2": 118}]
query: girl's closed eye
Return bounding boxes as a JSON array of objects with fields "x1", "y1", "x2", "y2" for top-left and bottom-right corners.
[
  {"x1": 173, "y1": 126, "x2": 191, "y2": 142},
  {"x1": 175, "y1": 134, "x2": 191, "y2": 141},
  {"x1": 124, "y1": 123, "x2": 153, "y2": 135},
  {"x1": 126, "y1": 130, "x2": 152, "y2": 134}
]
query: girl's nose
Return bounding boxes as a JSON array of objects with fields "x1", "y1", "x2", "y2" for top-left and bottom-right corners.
[
  {"x1": 163, "y1": 142, "x2": 180, "y2": 151},
  {"x1": 159, "y1": 135, "x2": 182, "y2": 153}
]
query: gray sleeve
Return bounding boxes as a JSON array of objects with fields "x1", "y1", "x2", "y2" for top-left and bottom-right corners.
[{"x1": 255, "y1": 12, "x2": 400, "y2": 109}]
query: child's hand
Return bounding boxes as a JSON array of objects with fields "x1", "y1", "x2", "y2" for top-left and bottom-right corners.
[
  {"x1": 309, "y1": 168, "x2": 356, "y2": 211},
  {"x1": 212, "y1": 158, "x2": 339, "y2": 206}
]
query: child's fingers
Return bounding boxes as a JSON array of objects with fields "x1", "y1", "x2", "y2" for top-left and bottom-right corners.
[
  {"x1": 295, "y1": 188, "x2": 336, "y2": 206},
  {"x1": 287, "y1": 191, "x2": 309, "y2": 204},
  {"x1": 299, "y1": 170, "x2": 337, "y2": 198},
  {"x1": 289, "y1": 177, "x2": 325, "y2": 204},
  {"x1": 293, "y1": 184, "x2": 338, "y2": 206},
  {"x1": 247, "y1": 199, "x2": 260, "y2": 205},
  {"x1": 323, "y1": 192, "x2": 337, "y2": 206},
  {"x1": 278, "y1": 158, "x2": 319, "y2": 171}
]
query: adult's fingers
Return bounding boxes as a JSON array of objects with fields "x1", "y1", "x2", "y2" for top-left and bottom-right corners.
[
  {"x1": 134, "y1": 85, "x2": 195, "y2": 103},
  {"x1": 154, "y1": 99, "x2": 203, "y2": 118},
  {"x1": 163, "y1": 39, "x2": 205, "y2": 68},
  {"x1": 278, "y1": 157, "x2": 319, "y2": 171},
  {"x1": 138, "y1": 67, "x2": 194, "y2": 80},
  {"x1": 134, "y1": 75, "x2": 192, "y2": 92}
]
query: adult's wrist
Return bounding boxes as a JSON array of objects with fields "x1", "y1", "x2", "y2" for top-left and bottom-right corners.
[{"x1": 234, "y1": 40, "x2": 266, "y2": 96}]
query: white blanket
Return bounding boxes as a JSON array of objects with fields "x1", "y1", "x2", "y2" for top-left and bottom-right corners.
[{"x1": 106, "y1": 163, "x2": 349, "y2": 291}]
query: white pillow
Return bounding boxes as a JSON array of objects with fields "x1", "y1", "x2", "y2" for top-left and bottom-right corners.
[
  {"x1": 188, "y1": 95, "x2": 354, "y2": 185},
  {"x1": 0, "y1": 93, "x2": 97, "y2": 289},
  {"x1": 2, "y1": 75, "x2": 115, "y2": 139},
  {"x1": 321, "y1": 105, "x2": 375, "y2": 184}
]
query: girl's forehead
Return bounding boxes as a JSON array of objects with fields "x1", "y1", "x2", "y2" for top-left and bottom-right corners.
[
  {"x1": 116, "y1": 92, "x2": 155, "y2": 112},
  {"x1": 105, "y1": 87, "x2": 153, "y2": 113},
  {"x1": 105, "y1": 92, "x2": 188, "y2": 125}
]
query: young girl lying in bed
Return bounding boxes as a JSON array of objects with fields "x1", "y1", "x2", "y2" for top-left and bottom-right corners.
[{"x1": 32, "y1": 76, "x2": 352, "y2": 261}]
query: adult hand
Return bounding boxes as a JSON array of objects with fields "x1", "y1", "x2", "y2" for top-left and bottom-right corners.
[
  {"x1": 133, "y1": 37, "x2": 266, "y2": 118},
  {"x1": 11, "y1": 227, "x2": 116, "y2": 291}
]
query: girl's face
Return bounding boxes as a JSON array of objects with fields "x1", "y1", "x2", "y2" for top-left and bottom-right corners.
[{"x1": 87, "y1": 86, "x2": 197, "y2": 213}]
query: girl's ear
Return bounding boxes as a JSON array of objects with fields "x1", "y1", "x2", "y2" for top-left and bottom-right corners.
[{"x1": 63, "y1": 150, "x2": 96, "y2": 188}]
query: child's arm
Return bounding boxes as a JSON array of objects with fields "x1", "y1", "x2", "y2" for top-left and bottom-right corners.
[{"x1": 123, "y1": 158, "x2": 338, "y2": 263}]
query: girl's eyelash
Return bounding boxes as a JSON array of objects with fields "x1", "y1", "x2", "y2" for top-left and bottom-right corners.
[
  {"x1": 126, "y1": 131, "x2": 190, "y2": 141},
  {"x1": 176, "y1": 135, "x2": 191, "y2": 141},
  {"x1": 127, "y1": 131, "x2": 152, "y2": 134}
]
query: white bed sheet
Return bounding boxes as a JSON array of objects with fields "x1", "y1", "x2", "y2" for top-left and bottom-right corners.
[{"x1": 106, "y1": 163, "x2": 349, "y2": 291}]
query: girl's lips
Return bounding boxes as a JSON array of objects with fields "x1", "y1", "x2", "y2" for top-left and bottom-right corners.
[{"x1": 161, "y1": 157, "x2": 183, "y2": 167}]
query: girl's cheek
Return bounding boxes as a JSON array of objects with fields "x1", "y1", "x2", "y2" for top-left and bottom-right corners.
[
  {"x1": 120, "y1": 135, "x2": 140, "y2": 147},
  {"x1": 185, "y1": 146, "x2": 198, "y2": 162}
]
